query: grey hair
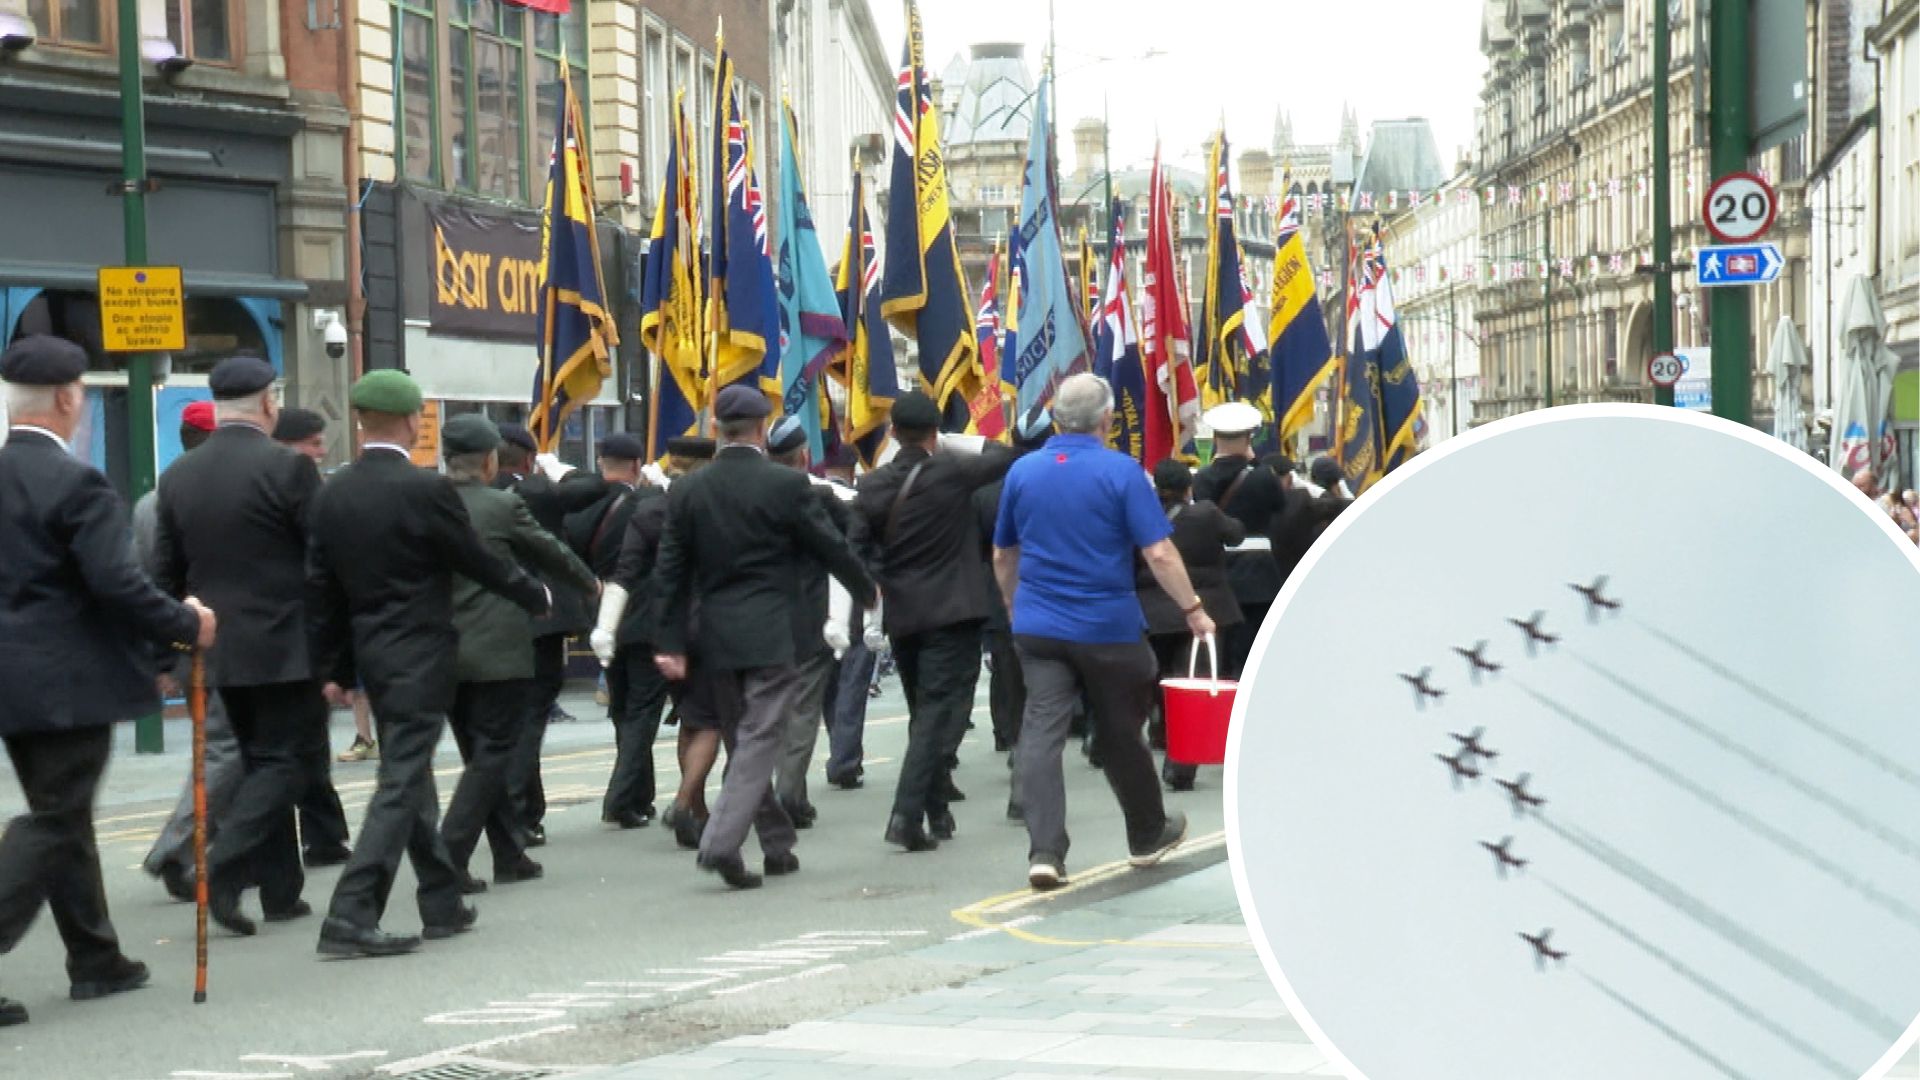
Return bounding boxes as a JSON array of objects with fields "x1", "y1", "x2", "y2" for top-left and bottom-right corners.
[
  {"x1": 214, "y1": 387, "x2": 275, "y2": 423},
  {"x1": 444, "y1": 450, "x2": 494, "y2": 481},
  {"x1": 3, "y1": 383, "x2": 65, "y2": 416},
  {"x1": 1051, "y1": 373, "x2": 1114, "y2": 434}
]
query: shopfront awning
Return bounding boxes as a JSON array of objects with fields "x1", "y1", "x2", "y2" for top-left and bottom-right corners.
[{"x1": 0, "y1": 262, "x2": 310, "y2": 302}]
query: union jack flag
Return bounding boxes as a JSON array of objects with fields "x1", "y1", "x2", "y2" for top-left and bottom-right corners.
[{"x1": 728, "y1": 118, "x2": 768, "y2": 256}]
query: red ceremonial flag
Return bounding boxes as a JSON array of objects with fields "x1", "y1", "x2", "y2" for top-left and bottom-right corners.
[
  {"x1": 969, "y1": 242, "x2": 1010, "y2": 440},
  {"x1": 506, "y1": 0, "x2": 570, "y2": 13},
  {"x1": 1139, "y1": 147, "x2": 1199, "y2": 466}
]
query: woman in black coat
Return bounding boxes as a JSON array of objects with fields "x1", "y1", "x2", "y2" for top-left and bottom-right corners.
[{"x1": 1136, "y1": 459, "x2": 1244, "y2": 790}]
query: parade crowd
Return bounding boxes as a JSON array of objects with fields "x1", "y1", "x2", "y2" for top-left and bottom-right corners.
[{"x1": 0, "y1": 336, "x2": 1351, "y2": 1027}]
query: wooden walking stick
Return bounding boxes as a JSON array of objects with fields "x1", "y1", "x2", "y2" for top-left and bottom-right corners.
[{"x1": 190, "y1": 651, "x2": 209, "y2": 1004}]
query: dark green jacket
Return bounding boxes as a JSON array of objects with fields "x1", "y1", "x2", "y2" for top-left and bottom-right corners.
[{"x1": 451, "y1": 477, "x2": 597, "y2": 683}]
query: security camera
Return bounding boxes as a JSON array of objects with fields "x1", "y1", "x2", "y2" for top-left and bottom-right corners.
[{"x1": 315, "y1": 310, "x2": 348, "y2": 360}]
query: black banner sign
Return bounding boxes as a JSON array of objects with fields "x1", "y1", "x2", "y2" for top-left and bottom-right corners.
[{"x1": 427, "y1": 204, "x2": 544, "y2": 342}]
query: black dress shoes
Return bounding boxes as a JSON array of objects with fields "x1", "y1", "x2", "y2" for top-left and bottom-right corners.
[
  {"x1": 523, "y1": 824, "x2": 546, "y2": 848},
  {"x1": 69, "y1": 957, "x2": 149, "y2": 1001},
  {"x1": 158, "y1": 862, "x2": 196, "y2": 903},
  {"x1": 938, "y1": 776, "x2": 967, "y2": 803},
  {"x1": 764, "y1": 851, "x2": 801, "y2": 876},
  {"x1": 317, "y1": 918, "x2": 421, "y2": 958},
  {"x1": 673, "y1": 811, "x2": 707, "y2": 851},
  {"x1": 885, "y1": 813, "x2": 939, "y2": 852},
  {"x1": 604, "y1": 808, "x2": 651, "y2": 829},
  {"x1": 264, "y1": 900, "x2": 313, "y2": 923},
  {"x1": 927, "y1": 809, "x2": 957, "y2": 841},
  {"x1": 459, "y1": 872, "x2": 490, "y2": 895},
  {"x1": 780, "y1": 798, "x2": 818, "y2": 829},
  {"x1": 303, "y1": 845, "x2": 352, "y2": 868},
  {"x1": 826, "y1": 770, "x2": 864, "y2": 790},
  {"x1": 423, "y1": 904, "x2": 479, "y2": 941},
  {"x1": 210, "y1": 886, "x2": 257, "y2": 937},
  {"x1": 696, "y1": 852, "x2": 763, "y2": 889},
  {"x1": 0, "y1": 997, "x2": 24, "y2": 1027},
  {"x1": 494, "y1": 857, "x2": 544, "y2": 885}
]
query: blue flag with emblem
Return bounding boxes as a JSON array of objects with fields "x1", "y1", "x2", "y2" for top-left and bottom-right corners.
[
  {"x1": 1009, "y1": 70, "x2": 1090, "y2": 426},
  {"x1": 1196, "y1": 129, "x2": 1271, "y2": 449},
  {"x1": 774, "y1": 104, "x2": 849, "y2": 460},
  {"x1": 528, "y1": 56, "x2": 618, "y2": 452},
  {"x1": 707, "y1": 36, "x2": 780, "y2": 403},
  {"x1": 832, "y1": 165, "x2": 899, "y2": 468},
  {"x1": 640, "y1": 93, "x2": 704, "y2": 460},
  {"x1": 1269, "y1": 172, "x2": 1335, "y2": 443},
  {"x1": 1090, "y1": 199, "x2": 1148, "y2": 464}
]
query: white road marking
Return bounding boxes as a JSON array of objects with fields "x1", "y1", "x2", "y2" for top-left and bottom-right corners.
[
  {"x1": 708, "y1": 963, "x2": 847, "y2": 996},
  {"x1": 947, "y1": 914, "x2": 1041, "y2": 941},
  {"x1": 375, "y1": 1025, "x2": 576, "y2": 1073},
  {"x1": 237, "y1": 1052, "x2": 387, "y2": 1072}
]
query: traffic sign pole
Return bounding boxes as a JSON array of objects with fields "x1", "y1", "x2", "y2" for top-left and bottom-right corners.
[
  {"x1": 1651, "y1": 0, "x2": 1674, "y2": 408},
  {"x1": 117, "y1": 0, "x2": 163, "y2": 754},
  {"x1": 1708, "y1": 0, "x2": 1752, "y2": 426}
]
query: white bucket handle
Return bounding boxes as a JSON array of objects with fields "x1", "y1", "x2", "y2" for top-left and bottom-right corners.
[{"x1": 1187, "y1": 632, "x2": 1220, "y2": 696}]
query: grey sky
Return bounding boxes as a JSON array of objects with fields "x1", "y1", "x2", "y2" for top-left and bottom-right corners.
[
  {"x1": 872, "y1": 0, "x2": 1487, "y2": 180},
  {"x1": 1229, "y1": 408, "x2": 1920, "y2": 1080}
]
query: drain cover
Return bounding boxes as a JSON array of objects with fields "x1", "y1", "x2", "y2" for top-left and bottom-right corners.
[{"x1": 389, "y1": 1063, "x2": 560, "y2": 1080}]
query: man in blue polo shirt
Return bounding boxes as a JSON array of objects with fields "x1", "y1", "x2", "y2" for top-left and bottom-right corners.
[{"x1": 992, "y1": 372, "x2": 1215, "y2": 890}]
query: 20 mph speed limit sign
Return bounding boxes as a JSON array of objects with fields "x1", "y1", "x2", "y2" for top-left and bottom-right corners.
[
  {"x1": 1702, "y1": 173, "x2": 1777, "y2": 244},
  {"x1": 1648, "y1": 353, "x2": 1684, "y2": 389}
]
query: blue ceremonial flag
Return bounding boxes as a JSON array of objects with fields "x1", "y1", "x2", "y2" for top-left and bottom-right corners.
[
  {"x1": 1090, "y1": 199, "x2": 1148, "y2": 464},
  {"x1": 640, "y1": 93, "x2": 704, "y2": 461},
  {"x1": 880, "y1": 0, "x2": 982, "y2": 430},
  {"x1": 775, "y1": 104, "x2": 849, "y2": 460},
  {"x1": 1336, "y1": 225, "x2": 1421, "y2": 493},
  {"x1": 1196, "y1": 129, "x2": 1271, "y2": 449},
  {"x1": 528, "y1": 55, "x2": 619, "y2": 452},
  {"x1": 707, "y1": 37, "x2": 780, "y2": 402},
  {"x1": 1364, "y1": 227, "x2": 1421, "y2": 471},
  {"x1": 1009, "y1": 70, "x2": 1091, "y2": 425},
  {"x1": 1270, "y1": 174, "x2": 1336, "y2": 443},
  {"x1": 833, "y1": 166, "x2": 899, "y2": 468}
]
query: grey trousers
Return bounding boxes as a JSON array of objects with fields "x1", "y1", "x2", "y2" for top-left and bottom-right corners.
[
  {"x1": 698, "y1": 664, "x2": 803, "y2": 864},
  {"x1": 774, "y1": 650, "x2": 836, "y2": 808},
  {"x1": 1012, "y1": 635, "x2": 1169, "y2": 865},
  {"x1": 142, "y1": 692, "x2": 242, "y2": 877}
]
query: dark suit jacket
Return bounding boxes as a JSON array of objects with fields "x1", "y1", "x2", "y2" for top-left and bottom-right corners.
[
  {"x1": 500, "y1": 468, "x2": 609, "y2": 638},
  {"x1": 566, "y1": 481, "x2": 647, "y2": 580},
  {"x1": 653, "y1": 446, "x2": 875, "y2": 671},
  {"x1": 153, "y1": 423, "x2": 320, "y2": 687},
  {"x1": 0, "y1": 430, "x2": 199, "y2": 734},
  {"x1": 308, "y1": 449, "x2": 549, "y2": 714},
  {"x1": 609, "y1": 493, "x2": 671, "y2": 648},
  {"x1": 852, "y1": 443, "x2": 1014, "y2": 639},
  {"x1": 452, "y1": 478, "x2": 598, "y2": 684},
  {"x1": 1135, "y1": 499, "x2": 1245, "y2": 635},
  {"x1": 1194, "y1": 454, "x2": 1287, "y2": 604}
]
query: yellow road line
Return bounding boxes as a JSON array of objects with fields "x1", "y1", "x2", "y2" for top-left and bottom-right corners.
[{"x1": 947, "y1": 831, "x2": 1238, "y2": 949}]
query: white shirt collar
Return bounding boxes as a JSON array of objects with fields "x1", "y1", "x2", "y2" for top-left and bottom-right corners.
[
  {"x1": 718, "y1": 442, "x2": 766, "y2": 457},
  {"x1": 363, "y1": 442, "x2": 411, "y2": 456},
  {"x1": 10, "y1": 425, "x2": 70, "y2": 453}
]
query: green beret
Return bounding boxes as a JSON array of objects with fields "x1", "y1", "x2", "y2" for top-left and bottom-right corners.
[
  {"x1": 442, "y1": 414, "x2": 501, "y2": 455},
  {"x1": 349, "y1": 369, "x2": 424, "y2": 415}
]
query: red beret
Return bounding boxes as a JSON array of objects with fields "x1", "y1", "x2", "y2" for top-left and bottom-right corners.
[{"x1": 181, "y1": 401, "x2": 216, "y2": 432}]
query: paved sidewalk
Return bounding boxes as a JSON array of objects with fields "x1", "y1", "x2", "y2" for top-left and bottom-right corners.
[{"x1": 598, "y1": 861, "x2": 1336, "y2": 1079}]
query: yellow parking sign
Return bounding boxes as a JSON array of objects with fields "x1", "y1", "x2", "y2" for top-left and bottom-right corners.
[{"x1": 98, "y1": 266, "x2": 186, "y2": 353}]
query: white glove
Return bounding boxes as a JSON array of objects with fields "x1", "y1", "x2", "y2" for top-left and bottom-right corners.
[
  {"x1": 824, "y1": 620, "x2": 851, "y2": 658},
  {"x1": 937, "y1": 433, "x2": 988, "y2": 454},
  {"x1": 535, "y1": 452, "x2": 574, "y2": 482},
  {"x1": 863, "y1": 623, "x2": 887, "y2": 652},
  {"x1": 591, "y1": 583, "x2": 629, "y2": 667}
]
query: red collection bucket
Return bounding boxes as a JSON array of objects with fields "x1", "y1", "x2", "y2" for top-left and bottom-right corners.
[{"x1": 1161, "y1": 633, "x2": 1238, "y2": 766}]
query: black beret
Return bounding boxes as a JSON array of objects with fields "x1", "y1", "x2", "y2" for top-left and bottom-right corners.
[
  {"x1": 442, "y1": 414, "x2": 502, "y2": 455},
  {"x1": 666, "y1": 435, "x2": 717, "y2": 460},
  {"x1": 209, "y1": 354, "x2": 276, "y2": 399},
  {"x1": 273, "y1": 407, "x2": 326, "y2": 442},
  {"x1": 1310, "y1": 455, "x2": 1345, "y2": 490},
  {"x1": 768, "y1": 415, "x2": 808, "y2": 455},
  {"x1": 713, "y1": 384, "x2": 773, "y2": 423},
  {"x1": 599, "y1": 432, "x2": 646, "y2": 461},
  {"x1": 497, "y1": 422, "x2": 538, "y2": 453},
  {"x1": 0, "y1": 334, "x2": 87, "y2": 386},
  {"x1": 890, "y1": 390, "x2": 941, "y2": 431}
]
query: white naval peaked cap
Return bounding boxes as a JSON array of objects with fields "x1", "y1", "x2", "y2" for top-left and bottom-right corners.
[{"x1": 1202, "y1": 401, "x2": 1263, "y2": 436}]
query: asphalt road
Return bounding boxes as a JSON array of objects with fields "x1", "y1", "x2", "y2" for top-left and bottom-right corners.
[{"x1": 0, "y1": 676, "x2": 1228, "y2": 1080}]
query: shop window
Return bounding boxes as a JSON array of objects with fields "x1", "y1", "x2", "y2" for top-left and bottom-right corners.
[
  {"x1": 165, "y1": 0, "x2": 235, "y2": 64},
  {"x1": 394, "y1": 1, "x2": 438, "y2": 185},
  {"x1": 25, "y1": 0, "x2": 107, "y2": 48},
  {"x1": 9, "y1": 292, "x2": 267, "y2": 376}
]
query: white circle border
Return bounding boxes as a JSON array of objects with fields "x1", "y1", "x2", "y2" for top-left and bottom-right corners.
[{"x1": 1222, "y1": 402, "x2": 1920, "y2": 1080}]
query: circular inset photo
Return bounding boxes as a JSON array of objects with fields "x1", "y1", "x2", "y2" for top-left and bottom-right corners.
[{"x1": 1227, "y1": 405, "x2": 1920, "y2": 1080}]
